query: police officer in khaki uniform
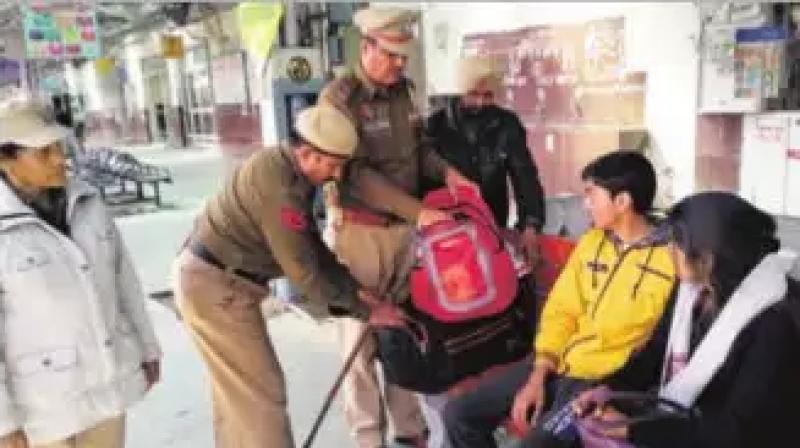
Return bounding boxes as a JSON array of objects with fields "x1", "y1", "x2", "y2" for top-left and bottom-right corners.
[
  {"x1": 319, "y1": 7, "x2": 477, "y2": 448},
  {"x1": 173, "y1": 105, "x2": 403, "y2": 448}
]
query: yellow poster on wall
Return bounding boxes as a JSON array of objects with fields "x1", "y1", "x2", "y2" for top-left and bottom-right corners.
[
  {"x1": 93, "y1": 57, "x2": 115, "y2": 76},
  {"x1": 236, "y1": 2, "x2": 283, "y2": 59},
  {"x1": 160, "y1": 34, "x2": 185, "y2": 59}
]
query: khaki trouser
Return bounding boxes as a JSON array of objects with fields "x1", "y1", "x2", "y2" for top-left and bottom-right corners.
[
  {"x1": 3, "y1": 415, "x2": 126, "y2": 448},
  {"x1": 332, "y1": 221, "x2": 425, "y2": 448},
  {"x1": 173, "y1": 250, "x2": 293, "y2": 448}
]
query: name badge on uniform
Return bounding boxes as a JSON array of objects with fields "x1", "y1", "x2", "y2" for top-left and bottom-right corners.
[
  {"x1": 360, "y1": 103, "x2": 391, "y2": 133},
  {"x1": 359, "y1": 104, "x2": 374, "y2": 120}
]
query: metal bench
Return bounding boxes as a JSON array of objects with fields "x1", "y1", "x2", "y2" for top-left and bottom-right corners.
[{"x1": 75, "y1": 148, "x2": 172, "y2": 206}]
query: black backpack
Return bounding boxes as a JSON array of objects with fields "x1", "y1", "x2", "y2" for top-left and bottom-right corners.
[{"x1": 375, "y1": 275, "x2": 538, "y2": 394}]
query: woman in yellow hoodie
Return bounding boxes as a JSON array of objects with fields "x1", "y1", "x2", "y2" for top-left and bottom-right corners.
[{"x1": 443, "y1": 151, "x2": 676, "y2": 448}]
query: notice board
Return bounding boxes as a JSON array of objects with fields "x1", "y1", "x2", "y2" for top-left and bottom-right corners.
[
  {"x1": 23, "y1": 4, "x2": 100, "y2": 60},
  {"x1": 212, "y1": 51, "x2": 248, "y2": 105},
  {"x1": 463, "y1": 17, "x2": 646, "y2": 196}
]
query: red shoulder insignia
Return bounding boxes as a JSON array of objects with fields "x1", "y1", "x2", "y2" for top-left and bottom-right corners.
[{"x1": 280, "y1": 207, "x2": 308, "y2": 232}]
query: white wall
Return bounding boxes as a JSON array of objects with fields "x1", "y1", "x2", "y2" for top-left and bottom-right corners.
[
  {"x1": 0, "y1": 30, "x2": 26, "y2": 97},
  {"x1": 76, "y1": 61, "x2": 123, "y2": 113},
  {"x1": 260, "y1": 59, "x2": 279, "y2": 147},
  {"x1": 421, "y1": 2, "x2": 700, "y2": 201},
  {"x1": 123, "y1": 42, "x2": 148, "y2": 111}
]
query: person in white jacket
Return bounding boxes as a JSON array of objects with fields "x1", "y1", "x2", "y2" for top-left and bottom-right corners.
[{"x1": 0, "y1": 100, "x2": 161, "y2": 448}]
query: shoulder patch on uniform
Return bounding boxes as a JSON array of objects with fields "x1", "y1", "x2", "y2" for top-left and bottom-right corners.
[{"x1": 280, "y1": 206, "x2": 308, "y2": 232}]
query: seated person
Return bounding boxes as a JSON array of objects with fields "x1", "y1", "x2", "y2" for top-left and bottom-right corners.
[
  {"x1": 574, "y1": 192, "x2": 800, "y2": 448},
  {"x1": 443, "y1": 151, "x2": 676, "y2": 447}
]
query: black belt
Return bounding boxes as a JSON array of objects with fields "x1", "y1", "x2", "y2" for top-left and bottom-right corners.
[{"x1": 189, "y1": 241, "x2": 271, "y2": 286}]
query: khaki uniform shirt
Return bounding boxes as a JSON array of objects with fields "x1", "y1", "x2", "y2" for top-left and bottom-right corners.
[
  {"x1": 192, "y1": 147, "x2": 369, "y2": 318},
  {"x1": 318, "y1": 66, "x2": 449, "y2": 222}
]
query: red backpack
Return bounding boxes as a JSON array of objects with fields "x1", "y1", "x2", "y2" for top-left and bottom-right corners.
[{"x1": 410, "y1": 187, "x2": 518, "y2": 322}]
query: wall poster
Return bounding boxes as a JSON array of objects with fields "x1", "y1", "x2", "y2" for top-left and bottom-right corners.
[
  {"x1": 23, "y1": 3, "x2": 100, "y2": 60},
  {"x1": 464, "y1": 17, "x2": 644, "y2": 196}
]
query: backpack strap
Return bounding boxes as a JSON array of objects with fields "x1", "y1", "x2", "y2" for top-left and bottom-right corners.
[{"x1": 437, "y1": 201, "x2": 504, "y2": 252}]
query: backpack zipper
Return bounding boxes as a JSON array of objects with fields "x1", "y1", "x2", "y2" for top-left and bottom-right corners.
[{"x1": 445, "y1": 318, "x2": 514, "y2": 354}]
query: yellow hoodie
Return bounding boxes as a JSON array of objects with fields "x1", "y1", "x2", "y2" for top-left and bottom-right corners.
[{"x1": 535, "y1": 227, "x2": 676, "y2": 379}]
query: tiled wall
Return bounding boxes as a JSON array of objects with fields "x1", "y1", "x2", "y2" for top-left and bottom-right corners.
[
  {"x1": 214, "y1": 104, "x2": 262, "y2": 156},
  {"x1": 84, "y1": 109, "x2": 151, "y2": 147}
]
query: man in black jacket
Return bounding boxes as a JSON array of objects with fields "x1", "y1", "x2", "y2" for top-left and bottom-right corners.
[{"x1": 424, "y1": 56, "x2": 546, "y2": 267}]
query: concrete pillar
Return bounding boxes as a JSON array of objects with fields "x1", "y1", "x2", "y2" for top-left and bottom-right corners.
[
  {"x1": 260, "y1": 2, "x2": 301, "y2": 147},
  {"x1": 76, "y1": 59, "x2": 126, "y2": 146},
  {"x1": 166, "y1": 52, "x2": 188, "y2": 147},
  {"x1": 284, "y1": 1, "x2": 300, "y2": 46}
]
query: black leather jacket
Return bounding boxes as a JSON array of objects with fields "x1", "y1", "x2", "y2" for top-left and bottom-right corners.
[{"x1": 423, "y1": 99, "x2": 545, "y2": 231}]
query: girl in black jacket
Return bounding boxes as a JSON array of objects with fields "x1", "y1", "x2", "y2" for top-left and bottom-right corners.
[{"x1": 574, "y1": 191, "x2": 800, "y2": 448}]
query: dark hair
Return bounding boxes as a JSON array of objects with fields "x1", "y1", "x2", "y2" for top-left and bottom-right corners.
[
  {"x1": 581, "y1": 151, "x2": 657, "y2": 214},
  {"x1": 667, "y1": 191, "x2": 780, "y2": 305},
  {"x1": 287, "y1": 132, "x2": 318, "y2": 154},
  {"x1": 0, "y1": 142, "x2": 23, "y2": 159},
  {"x1": 289, "y1": 130, "x2": 347, "y2": 160}
]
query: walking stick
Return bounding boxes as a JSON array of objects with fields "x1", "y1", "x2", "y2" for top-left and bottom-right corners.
[{"x1": 302, "y1": 324, "x2": 374, "y2": 448}]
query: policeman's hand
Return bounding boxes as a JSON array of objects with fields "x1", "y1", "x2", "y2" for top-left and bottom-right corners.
[
  {"x1": 444, "y1": 167, "x2": 480, "y2": 200},
  {"x1": 417, "y1": 207, "x2": 451, "y2": 229},
  {"x1": 521, "y1": 227, "x2": 541, "y2": 269},
  {"x1": 368, "y1": 302, "x2": 407, "y2": 328},
  {"x1": 142, "y1": 359, "x2": 161, "y2": 391},
  {"x1": 357, "y1": 290, "x2": 406, "y2": 327},
  {"x1": 511, "y1": 371, "x2": 547, "y2": 431},
  {"x1": 357, "y1": 289, "x2": 383, "y2": 308}
]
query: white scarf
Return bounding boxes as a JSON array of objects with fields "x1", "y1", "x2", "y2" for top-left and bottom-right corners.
[{"x1": 660, "y1": 249, "x2": 798, "y2": 408}]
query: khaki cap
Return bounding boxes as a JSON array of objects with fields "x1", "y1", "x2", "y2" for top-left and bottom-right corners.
[
  {"x1": 0, "y1": 99, "x2": 68, "y2": 149},
  {"x1": 354, "y1": 6, "x2": 419, "y2": 56},
  {"x1": 294, "y1": 105, "x2": 357, "y2": 158},
  {"x1": 456, "y1": 55, "x2": 504, "y2": 95}
]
